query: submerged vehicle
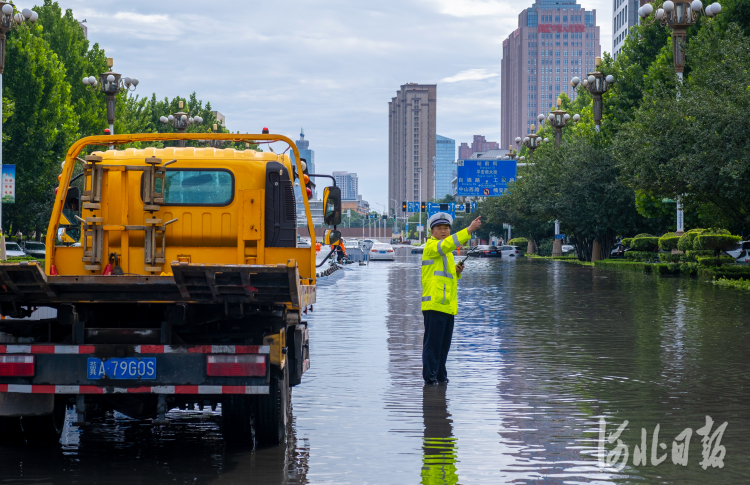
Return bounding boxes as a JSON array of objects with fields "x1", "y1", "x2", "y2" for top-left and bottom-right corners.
[{"x1": 0, "y1": 132, "x2": 342, "y2": 447}]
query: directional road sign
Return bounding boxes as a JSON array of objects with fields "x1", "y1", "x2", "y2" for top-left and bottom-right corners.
[{"x1": 456, "y1": 159, "x2": 517, "y2": 197}]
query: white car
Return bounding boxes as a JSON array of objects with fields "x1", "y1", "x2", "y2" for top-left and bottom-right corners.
[
  {"x1": 498, "y1": 245, "x2": 520, "y2": 257},
  {"x1": 726, "y1": 241, "x2": 750, "y2": 263},
  {"x1": 4, "y1": 242, "x2": 25, "y2": 258},
  {"x1": 345, "y1": 239, "x2": 361, "y2": 249},
  {"x1": 297, "y1": 235, "x2": 311, "y2": 248},
  {"x1": 562, "y1": 244, "x2": 575, "y2": 253},
  {"x1": 369, "y1": 242, "x2": 395, "y2": 261}
]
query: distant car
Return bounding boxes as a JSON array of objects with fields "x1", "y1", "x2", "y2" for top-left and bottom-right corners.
[
  {"x1": 369, "y1": 242, "x2": 395, "y2": 261},
  {"x1": 297, "y1": 236, "x2": 311, "y2": 248},
  {"x1": 411, "y1": 243, "x2": 426, "y2": 254},
  {"x1": 562, "y1": 244, "x2": 575, "y2": 253},
  {"x1": 4, "y1": 242, "x2": 25, "y2": 258},
  {"x1": 498, "y1": 245, "x2": 520, "y2": 257},
  {"x1": 468, "y1": 245, "x2": 501, "y2": 258},
  {"x1": 726, "y1": 241, "x2": 750, "y2": 263},
  {"x1": 21, "y1": 241, "x2": 46, "y2": 259},
  {"x1": 610, "y1": 243, "x2": 625, "y2": 258}
]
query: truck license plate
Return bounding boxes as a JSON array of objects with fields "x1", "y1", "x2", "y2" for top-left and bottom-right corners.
[{"x1": 87, "y1": 358, "x2": 156, "y2": 380}]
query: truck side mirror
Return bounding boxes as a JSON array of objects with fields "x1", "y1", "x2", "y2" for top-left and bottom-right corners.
[
  {"x1": 324, "y1": 229, "x2": 341, "y2": 246},
  {"x1": 323, "y1": 186, "x2": 342, "y2": 226}
]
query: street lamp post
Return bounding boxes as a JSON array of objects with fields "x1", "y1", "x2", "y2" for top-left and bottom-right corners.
[
  {"x1": 569, "y1": 58, "x2": 614, "y2": 132},
  {"x1": 159, "y1": 101, "x2": 203, "y2": 147},
  {"x1": 546, "y1": 98, "x2": 580, "y2": 147},
  {"x1": 83, "y1": 57, "x2": 139, "y2": 136},
  {"x1": 521, "y1": 125, "x2": 542, "y2": 156},
  {"x1": 0, "y1": 3, "x2": 36, "y2": 252},
  {"x1": 638, "y1": 0, "x2": 721, "y2": 234}
]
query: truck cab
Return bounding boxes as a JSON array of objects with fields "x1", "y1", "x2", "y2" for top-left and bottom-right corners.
[{"x1": 0, "y1": 133, "x2": 337, "y2": 447}]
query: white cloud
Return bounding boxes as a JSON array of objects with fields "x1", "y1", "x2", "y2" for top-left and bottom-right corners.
[
  {"x1": 427, "y1": 0, "x2": 514, "y2": 17},
  {"x1": 441, "y1": 69, "x2": 498, "y2": 83}
]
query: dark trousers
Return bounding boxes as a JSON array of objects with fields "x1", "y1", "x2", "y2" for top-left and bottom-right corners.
[{"x1": 422, "y1": 310, "x2": 455, "y2": 383}]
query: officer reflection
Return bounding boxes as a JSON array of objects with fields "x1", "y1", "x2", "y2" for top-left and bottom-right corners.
[{"x1": 421, "y1": 385, "x2": 459, "y2": 485}]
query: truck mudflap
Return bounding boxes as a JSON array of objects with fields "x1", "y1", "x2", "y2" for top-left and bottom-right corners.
[
  {"x1": 0, "y1": 344, "x2": 271, "y2": 395},
  {"x1": 0, "y1": 261, "x2": 316, "y2": 306}
]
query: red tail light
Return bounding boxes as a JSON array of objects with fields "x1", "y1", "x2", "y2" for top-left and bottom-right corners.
[
  {"x1": 371, "y1": 250, "x2": 377, "y2": 252},
  {"x1": 206, "y1": 355, "x2": 265, "y2": 377},
  {"x1": 387, "y1": 250, "x2": 393, "y2": 252},
  {"x1": 0, "y1": 355, "x2": 34, "y2": 376}
]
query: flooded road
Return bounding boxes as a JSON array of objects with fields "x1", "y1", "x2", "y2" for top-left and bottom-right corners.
[{"x1": 2, "y1": 252, "x2": 750, "y2": 484}]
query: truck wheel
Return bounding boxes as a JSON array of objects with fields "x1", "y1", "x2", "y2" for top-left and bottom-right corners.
[
  {"x1": 0, "y1": 416, "x2": 22, "y2": 443},
  {"x1": 222, "y1": 395, "x2": 254, "y2": 447},
  {"x1": 254, "y1": 365, "x2": 290, "y2": 447},
  {"x1": 22, "y1": 397, "x2": 66, "y2": 445}
]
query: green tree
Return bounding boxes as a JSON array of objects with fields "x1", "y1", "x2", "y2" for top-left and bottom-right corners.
[
  {"x1": 35, "y1": 0, "x2": 108, "y2": 138},
  {"x1": 2, "y1": 22, "x2": 77, "y2": 237}
]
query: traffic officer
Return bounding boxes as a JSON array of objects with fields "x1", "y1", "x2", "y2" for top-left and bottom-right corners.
[{"x1": 421, "y1": 212, "x2": 481, "y2": 384}]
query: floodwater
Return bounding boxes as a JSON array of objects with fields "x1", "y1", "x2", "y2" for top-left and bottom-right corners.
[{"x1": 2, "y1": 253, "x2": 750, "y2": 484}]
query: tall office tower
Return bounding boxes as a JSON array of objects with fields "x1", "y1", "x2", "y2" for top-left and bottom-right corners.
[
  {"x1": 388, "y1": 83, "x2": 437, "y2": 215},
  {"x1": 458, "y1": 135, "x2": 500, "y2": 159},
  {"x1": 612, "y1": 0, "x2": 641, "y2": 59},
  {"x1": 293, "y1": 129, "x2": 316, "y2": 198},
  {"x1": 501, "y1": 0, "x2": 600, "y2": 146},
  {"x1": 435, "y1": 135, "x2": 455, "y2": 200},
  {"x1": 332, "y1": 171, "x2": 359, "y2": 201}
]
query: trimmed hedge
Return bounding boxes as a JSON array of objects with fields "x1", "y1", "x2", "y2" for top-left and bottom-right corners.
[
  {"x1": 685, "y1": 250, "x2": 714, "y2": 261},
  {"x1": 693, "y1": 234, "x2": 742, "y2": 256},
  {"x1": 508, "y1": 237, "x2": 529, "y2": 247},
  {"x1": 696, "y1": 256, "x2": 735, "y2": 267},
  {"x1": 677, "y1": 228, "x2": 706, "y2": 252},
  {"x1": 630, "y1": 237, "x2": 660, "y2": 251},
  {"x1": 626, "y1": 251, "x2": 660, "y2": 262},
  {"x1": 659, "y1": 253, "x2": 682, "y2": 263},
  {"x1": 621, "y1": 238, "x2": 633, "y2": 247},
  {"x1": 710, "y1": 266, "x2": 750, "y2": 280},
  {"x1": 658, "y1": 232, "x2": 681, "y2": 251}
]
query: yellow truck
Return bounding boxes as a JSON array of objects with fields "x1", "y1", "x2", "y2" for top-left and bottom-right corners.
[{"x1": 0, "y1": 132, "x2": 341, "y2": 446}]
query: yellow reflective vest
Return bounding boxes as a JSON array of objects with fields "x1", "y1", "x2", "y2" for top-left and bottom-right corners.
[{"x1": 421, "y1": 229, "x2": 471, "y2": 315}]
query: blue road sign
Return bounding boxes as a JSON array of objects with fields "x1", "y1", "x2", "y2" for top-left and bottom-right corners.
[
  {"x1": 456, "y1": 159, "x2": 517, "y2": 197},
  {"x1": 407, "y1": 201, "x2": 417, "y2": 213},
  {"x1": 426, "y1": 202, "x2": 455, "y2": 219},
  {"x1": 555, "y1": 234, "x2": 566, "y2": 239},
  {"x1": 471, "y1": 201, "x2": 477, "y2": 211},
  {"x1": 457, "y1": 204, "x2": 465, "y2": 212}
]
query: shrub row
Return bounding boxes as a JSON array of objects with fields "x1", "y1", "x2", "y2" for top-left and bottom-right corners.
[
  {"x1": 714, "y1": 278, "x2": 750, "y2": 290},
  {"x1": 508, "y1": 237, "x2": 529, "y2": 247}
]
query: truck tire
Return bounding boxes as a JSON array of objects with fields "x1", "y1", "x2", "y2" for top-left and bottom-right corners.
[
  {"x1": 254, "y1": 365, "x2": 290, "y2": 447},
  {"x1": 222, "y1": 395, "x2": 254, "y2": 446},
  {"x1": 0, "y1": 416, "x2": 22, "y2": 443},
  {"x1": 22, "y1": 397, "x2": 66, "y2": 445}
]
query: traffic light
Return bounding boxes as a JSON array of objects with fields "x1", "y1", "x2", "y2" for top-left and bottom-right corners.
[
  {"x1": 401, "y1": 201, "x2": 407, "y2": 212},
  {"x1": 465, "y1": 203, "x2": 471, "y2": 213},
  {"x1": 382, "y1": 214, "x2": 387, "y2": 220},
  {"x1": 420, "y1": 202, "x2": 426, "y2": 212}
]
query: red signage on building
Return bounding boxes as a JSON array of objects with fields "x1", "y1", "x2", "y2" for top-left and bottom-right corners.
[{"x1": 538, "y1": 24, "x2": 585, "y2": 33}]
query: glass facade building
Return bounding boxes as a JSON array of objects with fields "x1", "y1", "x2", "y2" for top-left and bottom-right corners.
[{"x1": 435, "y1": 135, "x2": 455, "y2": 200}]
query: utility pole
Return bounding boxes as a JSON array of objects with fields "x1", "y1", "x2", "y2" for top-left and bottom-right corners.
[{"x1": 415, "y1": 167, "x2": 423, "y2": 243}]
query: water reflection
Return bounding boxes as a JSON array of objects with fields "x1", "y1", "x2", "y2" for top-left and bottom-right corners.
[{"x1": 421, "y1": 385, "x2": 458, "y2": 485}]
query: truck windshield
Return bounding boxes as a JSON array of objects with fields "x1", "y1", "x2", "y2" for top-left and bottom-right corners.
[{"x1": 143, "y1": 169, "x2": 234, "y2": 206}]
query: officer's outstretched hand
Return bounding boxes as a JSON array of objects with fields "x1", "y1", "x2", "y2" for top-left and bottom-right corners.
[{"x1": 467, "y1": 216, "x2": 482, "y2": 234}]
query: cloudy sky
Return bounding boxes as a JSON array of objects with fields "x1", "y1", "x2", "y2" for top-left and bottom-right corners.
[{"x1": 63, "y1": 0, "x2": 613, "y2": 207}]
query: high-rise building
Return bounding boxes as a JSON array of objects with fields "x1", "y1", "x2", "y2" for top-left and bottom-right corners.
[
  {"x1": 435, "y1": 135, "x2": 455, "y2": 200},
  {"x1": 332, "y1": 171, "x2": 359, "y2": 201},
  {"x1": 501, "y1": 0, "x2": 600, "y2": 146},
  {"x1": 458, "y1": 135, "x2": 500, "y2": 159},
  {"x1": 293, "y1": 129, "x2": 316, "y2": 199},
  {"x1": 612, "y1": 0, "x2": 641, "y2": 59},
  {"x1": 388, "y1": 83, "x2": 437, "y2": 215}
]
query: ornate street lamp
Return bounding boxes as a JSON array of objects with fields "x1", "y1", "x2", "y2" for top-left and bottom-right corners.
[
  {"x1": 159, "y1": 100, "x2": 203, "y2": 147},
  {"x1": 83, "y1": 57, "x2": 139, "y2": 135},
  {"x1": 546, "y1": 98, "x2": 580, "y2": 146},
  {"x1": 637, "y1": 1, "x2": 721, "y2": 234},
  {"x1": 0, "y1": 2, "x2": 36, "y2": 249},
  {"x1": 570, "y1": 57, "x2": 614, "y2": 132},
  {"x1": 522, "y1": 125, "x2": 542, "y2": 155},
  {"x1": 641, "y1": 0, "x2": 721, "y2": 82}
]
